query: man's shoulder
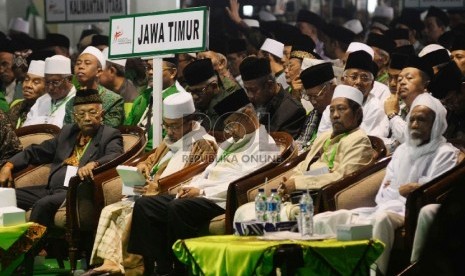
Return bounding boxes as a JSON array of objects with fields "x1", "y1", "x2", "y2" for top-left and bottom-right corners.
[{"x1": 99, "y1": 86, "x2": 123, "y2": 102}]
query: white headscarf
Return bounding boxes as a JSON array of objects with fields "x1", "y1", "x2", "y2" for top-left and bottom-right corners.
[{"x1": 404, "y1": 93, "x2": 447, "y2": 159}]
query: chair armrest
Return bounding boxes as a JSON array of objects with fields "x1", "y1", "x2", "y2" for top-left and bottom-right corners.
[
  {"x1": 13, "y1": 164, "x2": 52, "y2": 189},
  {"x1": 404, "y1": 159, "x2": 465, "y2": 250},
  {"x1": 321, "y1": 156, "x2": 391, "y2": 212}
]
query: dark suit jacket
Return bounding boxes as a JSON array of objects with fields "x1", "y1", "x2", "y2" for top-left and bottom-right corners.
[
  {"x1": 10, "y1": 124, "x2": 124, "y2": 189},
  {"x1": 260, "y1": 87, "x2": 306, "y2": 138}
]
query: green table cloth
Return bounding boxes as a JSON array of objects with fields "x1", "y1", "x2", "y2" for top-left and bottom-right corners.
[
  {"x1": 0, "y1": 223, "x2": 32, "y2": 251},
  {"x1": 173, "y1": 235, "x2": 384, "y2": 276}
]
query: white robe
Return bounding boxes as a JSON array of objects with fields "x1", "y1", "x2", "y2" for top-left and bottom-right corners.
[
  {"x1": 317, "y1": 94, "x2": 389, "y2": 138},
  {"x1": 313, "y1": 141, "x2": 458, "y2": 274},
  {"x1": 186, "y1": 125, "x2": 280, "y2": 209},
  {"x1": 23, "y1": 87, "x2": 76, "y2": 128},
  {"x1": 371, "y1": 81, "x2": 390, "y2": 104}
]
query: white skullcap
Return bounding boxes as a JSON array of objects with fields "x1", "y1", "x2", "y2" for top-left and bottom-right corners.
[
  {"x1": 45, "y1": 55, "x2": 71, "y2": 75},
  {"x1": 260, "y1": 38, "x2": 284, "y2": 58},
  {"x1": 9, "y1": 17, "x2": 29, "y2": 34},
  {"x1": 27, "y1": 60, "x2": 45, "y2": 77},
  {"x1": 343, "y1": 19, "x2": 364, "y2": 35},
  {"x1": 374, "y1": 6, "x2": 394, "y2": 20},
  {"x1": 163, "y1": 92, "x2": 196, "y2": 119},
  {"x1": 243, "y1": 19, "x2": 260, "y2": 28},
  {"x1": 347, "y1": 42, "x2": 374, "y2": 59},
  {"x1": 81, "y1": 46, "x2": 106, "y2": 69},
  {"x1": 101, "y1": 48, "x2": 127, "y2": 67},
  {"x1": 301, "y1": 57, "x2": 325, "y2": 71},
  {"x1": 371, "y1": 22, "x2": 389, "y2": 31},
  {"x1": 332, "y1": 84, "x2": 364, "y2": 106},
  {"x1": 418, "y1": 44, "x2": 450, "y2": 57}
]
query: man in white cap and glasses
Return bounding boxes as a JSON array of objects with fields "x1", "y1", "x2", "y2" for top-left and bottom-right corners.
[
  {"x1": 127, "y1": 90, "x2": 279, "y2": 275},
  {"x1": 9, "y1": 60, "x2": 46, "y2": 128},
  {"x1": 64, "y1": 46, "x2": 124, "y2": 128},
  {"x1": 258, "y1": 38, "x2": 288, "y2": 89},
  {"x1": 312, "y1": 92, "x2": 459, "y2": 275},
  {"x1": 233, "y1": 85, "x2": 373, "y2": 224},
  {"x1": 84, "y1": 92, "x2": 218, "y2": 276},
  {"x1": 23, "y1": 55, "x2": 76, "y2": 128}
]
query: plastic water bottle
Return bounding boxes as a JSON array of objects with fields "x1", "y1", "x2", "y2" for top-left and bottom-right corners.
[
  {"x1": 255, "y1": 188, "x2": 267, "y2": 222},
  {"x1": 298, "y1": 191, "x2": 314, "y2": 236},
  {"x1": 266, "y1": 188, "x2": 281, "y2": 223}
]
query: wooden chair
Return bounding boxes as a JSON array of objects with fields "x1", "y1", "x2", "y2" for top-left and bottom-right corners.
[
  {"x1": 12, "y1": 124, "x2": 61, "y2": 179},
  {"x1": 203, "y1": 132, "x2": 297, "y2": 235},
  {"x1": 14, "y1": 124, "x2": 61, "y2": 149},
  {"x1": 12, "y1": 126, "x2": 146, "y2": 269}
]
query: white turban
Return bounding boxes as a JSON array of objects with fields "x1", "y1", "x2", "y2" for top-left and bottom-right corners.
[{"x1": 405, "y1": 93, "x2": 447, "y2": 158}]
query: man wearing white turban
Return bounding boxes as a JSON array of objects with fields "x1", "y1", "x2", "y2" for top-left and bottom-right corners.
[
  {"x1": 312, "y1": 92, "x2": 459, "y2": 275},
  {"x1": 84, "y1": 92, "x2": 218, "y2": 275}
]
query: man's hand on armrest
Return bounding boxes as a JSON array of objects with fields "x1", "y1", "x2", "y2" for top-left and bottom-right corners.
[
  {"x1": 0, "y1": 162, "x2": 14, "y2": 187},
  {"x1": 77, "y1": 161, "x2": 99, "y2": 180},
  {"x1": 399, "y1": 182, "x2": 421, "y2": 197}
]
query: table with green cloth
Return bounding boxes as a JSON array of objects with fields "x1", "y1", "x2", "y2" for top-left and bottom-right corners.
[
  {"x1": 173, "y1": 235, "x2": 384, "y2": 276},
  {"x1": 0, "y1": 223, "x2": 47, "y2": 275}
]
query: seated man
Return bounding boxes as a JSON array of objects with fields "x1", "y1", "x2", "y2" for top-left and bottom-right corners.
[
  {"x1": 23, "y1": 55, "x2": 76, "y2": 128},
  {"x1": 234, "y1": 85, "x2": 373, "y2": 223},
  {"x1": 86, "y1": 92, "x2": 218, "y2": 275},
  {"x1": 312, "y1": 93, "x2": 459, "y2": 275},
  {"x1": 127, "y1": 90, "x2": 280, "y2": 275},
  {"x1": 240, "y1": 56, "x2": 306, "y2": 139},
  {"x1": 297, "y1": 62, "x2": 336, "y2": 152},
  {"x1": 9, "y1": 60, "x2": 46, "y2": 129},
  {"x1": 0, "y1": 109, "x2": 22, "y2": 167},
  {"x1": 0, "y1": 89, "x2": 124, "y2": 228}
]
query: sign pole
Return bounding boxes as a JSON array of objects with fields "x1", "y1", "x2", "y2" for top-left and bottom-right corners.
[{"x1": 152, "y1": 57, "x2": 163, "y2": 148}]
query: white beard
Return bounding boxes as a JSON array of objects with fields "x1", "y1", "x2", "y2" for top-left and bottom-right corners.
[{"x1": 408, "y1": 138, "x2": 423, "y2": 147}]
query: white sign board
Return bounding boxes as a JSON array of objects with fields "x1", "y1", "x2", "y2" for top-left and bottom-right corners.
[
  {"x1": 109, "y1": 7, "x2": 209, "y2": 59},
  {"x1": 404, "y1": 0, "x2": 464, "y2": 8},
  {"x1": 45, "y1": 0, "x2": 127, "y2": 23}
]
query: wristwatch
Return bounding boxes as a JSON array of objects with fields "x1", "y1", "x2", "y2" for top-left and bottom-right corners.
[{"x1": 387, "y1": 113, "x2": 398, "y2": 120}]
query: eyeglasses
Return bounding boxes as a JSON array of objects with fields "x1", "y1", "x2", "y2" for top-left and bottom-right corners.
[
  {"x1": 302, "y1": 84, "x2": 327, "y2": 101},
  {"x1": 161, "y1": 121, "x2": 189, "y2": 131},
  {"x1": 74, "y1": 110, "x2": 102, "y2": 119},
  {"x1": 343, "y1": 74, "x2": 373, "y2": 83},
  {"x1": 189, "y1": 81, "x2": 215, "y2": 95},
  {"x1": 224, "y1": 114, "x2": 245, "y2": 134},
  {"x1": 45, "y1": 79, "x2": 66, "y2": 87}
]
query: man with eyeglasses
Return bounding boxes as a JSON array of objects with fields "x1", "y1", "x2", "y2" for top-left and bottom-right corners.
[
  {"x1": 240, "y1": 56, "x2": 306, "y2": 139},
  {"x1": 63, "y1": 46, "x2": 124, "y2": 128},
  {"x1": 0, "y1": 40, "x2": 24, "y2": 108},
  {"x1": 234, "y1": 85, "x2": 373, "y2": 225},
  {"x1": 125, "y1": 57, "x2": 184, "y2": 151},
  {"x1": 296, "y1": 62, "x2": 336, "y2": 152},
  {"x1": 22, "y1": 55, "x2": 76, "y2": 128},
  {"x1": 183, "y1": 58, "x2": 239, "y2": 131},
  {"x1": 284, "y1": 37, "x2": 315, "y2": 101},
  {"x1": 318, "y1": 50, "x2": 390, "y2": 140},
  {"x1": 8, "y1": 60, "x2": 46, "y2": 129},
  {"x1": 127, "y1": 89, "x2": 279, "y2": 275},
  {"x1": 0, "y1": 88, "x2": 124, "y2": 229},
  {"x1": 85, "y1": 92, "x2": 217, "y2": 275}
]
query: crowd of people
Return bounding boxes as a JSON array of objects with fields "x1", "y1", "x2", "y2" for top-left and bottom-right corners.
[{"x1": 0, "y1": 1, "x2": 465, "y2": 275}]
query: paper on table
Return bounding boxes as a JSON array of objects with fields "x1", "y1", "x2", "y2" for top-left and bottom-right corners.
[
  {"x1": 116, "y1": 165, "x2": 146, "y2": 196},
  {"x1": 64, "y1": 166, "x2": 78, "y2": 187},
  {"x1": 258, "y1": 231, "x2": 335, "y2": 241}
]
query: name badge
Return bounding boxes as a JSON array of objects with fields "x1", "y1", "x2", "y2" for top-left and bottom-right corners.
[{"x1": 64, "y1": 166, "x2": 79, "y2": 187}]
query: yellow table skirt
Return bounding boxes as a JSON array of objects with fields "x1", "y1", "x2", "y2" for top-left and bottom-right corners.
[{"x1": 173, "y1": 235, "x2": 384, "y2": 276}]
